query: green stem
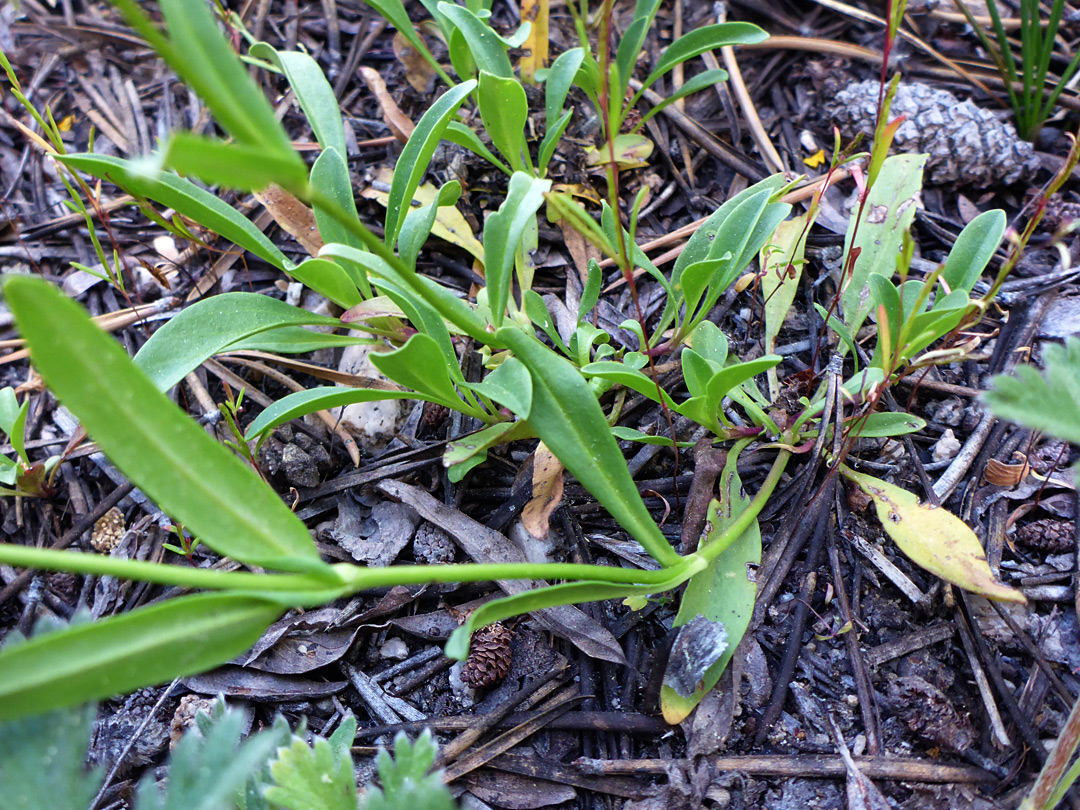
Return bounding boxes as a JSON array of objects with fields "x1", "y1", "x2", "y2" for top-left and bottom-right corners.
[{"x1": 698, "y1": 448, "x2": 791, "y2": 564}]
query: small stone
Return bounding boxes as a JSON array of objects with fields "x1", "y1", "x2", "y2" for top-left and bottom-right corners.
[
  {"x1": 281, "y1": 443, "x2": 320, "y2": 488},
  {"x1": 91, "y1": 507, "x2": 125, "y2": 552},
  {"x1": 932, "y1": 429, "x2": 961, "y2": 463},
  {"x1": 169, "y1": 694, "x2": 218, "y2": 749},
  {"x1": 380, "y1": 637, "x2": 409, "y2": 661}
]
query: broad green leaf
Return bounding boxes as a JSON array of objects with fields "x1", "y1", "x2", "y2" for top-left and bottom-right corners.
[
  {"x1": 289, "y1": 258, "x2": 364, "y2": 308},
  {"x1": 479, "y1": 70, "x2": 528, "y2": 171},
  {"x1": 762, "y1": 215, "x2": 807, "y2": 399},
  {"x1": 249, "y1": 44, "x2": 346, "y2": 158},
  {"x1": 444, "y1": 420, "x2": 532, "y2": 481},
  {"x1": 438, "y1": 3, "x2": 514, "y2": 78},
  {"x1": 544, "y1": 47, "x2": 585, "y2": 125},
  {"x1": 636, "y1": 68, "x2": 728, "y2": 131},
  {"x1": 244, "y1": 386, "x2": 426, "y2": 440},
  {"x1": 840, "y1": 153, "x2": 926, "y2": 341},
  {"x1": 610, "y1": 426, "x2": 696, "y2": 447},
  {"x1": 483, "y1": 173, "x2": 552, "y2": 328},
  {"x1": 942, "y1": 209, "x2": 1006, "y2": 294},
  {"x1": 460, "y1": 357, "x2": 533, "y2": 415},
  {"x1": 984, "y1": 337, "x2": 1080, "y2": 446},
  {"x1": 370, "y1": 333, "x2": 471, "y2": 409},
  {"x1": 840, "y1": 466, "x2": 1026, "y2": 603},
  {"x1": 5, "y1": 278, "x2": 327, "y2": 572},
  {"x1": 843, "y1": 411, "x2": 926, "y2": 438},
  {"x1": 58, "y1": 153, "x2": 289, "y2": 270},
  {"x1": 496, "y1": 326, "x2": 682, "y2": 567},
  {"x1": 444, "y1": 121, "x2": 512, "y2": 174},
  {"x1": 265, "y1": 735, "x2": 357, "y2": 810},
  {"x1": 0, "y1": 704, "x2": 102, "y2": 810},
  {"x1": 661, "y1": 455, "x2": 759, "y2": 723},
  {"x1": 639, "y1": 22, "x2": 767, "y2": 90},
  {"x1": 681, "y1": 349, "x2": 715, "y2": 400},
  {"x1": 704, "y1": 356, "x2": 783, "y2": 417},
  {"x1": 0, "y1": 593, "x2": 283, "y2": 719},
  {"x1": 0, "y1": 387, "x2": 28, "y2": 464},
  {"x1": 580, "y1": 360, "x2": 678, "y2": 408},
  {"x1": 688, "y1": 321, "x2": 729, "y2": 366},
  {"x1": 385, "y1": 81, "x2": 476, "y2": 249},
  {"x1": 134, "y1": 292, "x2": 343, "y2": 392},
  {"x1": 159, "y1": 132, "x2": 309, "y2": 194}
]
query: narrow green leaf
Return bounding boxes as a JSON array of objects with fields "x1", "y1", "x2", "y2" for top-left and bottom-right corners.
[
  {"x1": 941, "y1": 209, "x2": 1006, "y2": 294},
  {"x1": 370, "y1": 333, "x2": 471, "y2": 409},
  {"x1": 460, "y1": 357, "x2": 532, "y2": 415},
  {"x1": 360, "y1": 0, "x2": 450, "y2": 86},
  {"x1": 496, "y1": 327, "x2": 682, "y2": 567},
  {"x1": 4, "y1": 277, "x2": 327, "y2": 572},
  {"x1": 538, "y1": 108, "x2": 573, "y2": 175},
  {"x1": 483, "y1": 173, "x2": 552, "y2": 328},
  {"x1": 288, "y1": 258, "x2": 364, "y2": 308},
  {"x1": 845, "y1": 411, "x2": 926, "y2": 438},
  {"x1": 134, "y1": 292, "x2": 343, "y2": 392},
  {"x1": 478, "y1": 71, "x2": 529, "y2": 171},
  {"x1": 224, "y1": 328, "x2": 369, "y2": 355},
  {"x1": 244, "y1": 387, "x2": 426, "y2": 440},
  {"x1": 0, "y1": 388, "x2": 28, "y2": 464},
  {"x1": 438, "y1": 3, "x2": 514, "y2": 78},
  {"x1": 580, "y1": 361, "x2": 678, "y2": 408},
  {"x1": 311, "y1": 147, "x2": 368, "y2": 261},
  {"x1": 249, "y1": 44, "x2": 347, "y2": 158},
  {"x1": 399, "y1": 180, "x2": 462, "y2": 269},
  {"x1": 639, "y1": 23, "x2": 768, "y2": 94},
  {"x1": 385, "y1": 81, "x2": 476, "y2": 249},
  {"x1": 444, "y1": 122, "x2": 512, "y2": 174},
  {"x1": 0, "y1": 593, "x2": 283, "y2": 719},
  {"x1": 544, "y1": 47, "x2": 585, "y2": 125},
  {"x1": 58, "y1": 153, "x2": 289, "y2": 270},
  {"x1": 636, "y1": 68, "x2": 728, "y2": 131},
  {"x1": 761, "y1": 215, "x2": 806, "y2": 398}
]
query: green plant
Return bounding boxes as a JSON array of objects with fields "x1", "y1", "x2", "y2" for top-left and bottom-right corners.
[
  {"x1": 0, "y1": 0, "x2": 1032, "y2": 730},
  {"x1": 984, "y1": 338, "x2": 1080, "y2": 810},
  {"x1": 0, "y1": 683, "x2": 455, "y2": 810},
  {"x1": 952, "y1": 0, "x2": 1080, "y2": 140},
  {"x1": 0, "y1": 387, "x2": 58, "y2": 497}
]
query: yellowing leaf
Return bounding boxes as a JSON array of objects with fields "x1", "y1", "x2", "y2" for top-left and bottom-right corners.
[
  {"x1": 361, "y1": 166, "x2": 484, "y2": 264},
  {"x1": 585, "y1": 134, "x2": 654, "y2": 170},
  {"x1": 519, "y1": 0, "x2": 549, "y2": 83},
  {"x1": 522, "y1": 441, "x2": 564, "y2": 539},
  {"x1": 840, "y1": 466, "x2": 1026, "y2": 604},
  {"x1": 57, "y1": 115, "x2": 76, "y2": 133},
  {"x1": 803, "y1": 149, "x2": 825, "y2": 168}
]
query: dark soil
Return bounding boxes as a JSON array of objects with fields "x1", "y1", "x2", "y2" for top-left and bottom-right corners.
[{"x1": 2, "y1": 1, "x2": 1079, "y2": 808}]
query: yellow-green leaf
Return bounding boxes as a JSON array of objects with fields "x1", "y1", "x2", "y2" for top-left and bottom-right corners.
[{"x1": 839, "y1": 466, "x2": 1025, "y2": 604}]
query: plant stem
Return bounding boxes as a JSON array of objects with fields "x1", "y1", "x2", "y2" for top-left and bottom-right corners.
[{"x1": 698, "y1": 448, "x2": 791, "y2": 564}]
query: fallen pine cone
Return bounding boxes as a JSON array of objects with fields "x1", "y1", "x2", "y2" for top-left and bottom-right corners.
[
  {"x1": 1015, "y1": 518, "x2": 1075, "y2": 554},
  {"x1": 461, "y1": 622, "x2": 513, "y2": 688},
  {"x1": 828, "y1": 80, "x2": 1040, "y2": 187},
  {"x1": 91, "y1": 507, "x2": 125, "y2": 552}
]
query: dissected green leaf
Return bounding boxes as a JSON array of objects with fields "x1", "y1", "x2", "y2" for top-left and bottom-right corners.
[
  {"x1": 840, "y1": 466, "x2": 1026, "y2": 603},
  {"x1": 0, "y1": 703, "x2": 103, "y2": 810},
  {"x1": 136, "y1": 701, "x2": 289, "y2": 810},
  {"x1": 264, "y1": 734, "x2": 357, "y2": 810},
  {"x1": 360, "y1": 731, "x2": 455, "y2": 810},
  {"x1": 983, "y1": 337, "x2": 1080, "y2": 446},
  {"x1": 0, "y1": 594, "x2": 283, "y2": 719},
  {"x1": 4, "y1": 278, "x2": 327, "y2": 572},
  {"x1": 661, "y1": 455, "x2": 760, "y2": 723},
  {"x1": 134, "y1": 292, "x2": 344, "y2": 392}
]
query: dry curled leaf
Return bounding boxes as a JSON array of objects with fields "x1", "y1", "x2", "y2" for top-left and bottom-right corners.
[
  {"x1": 392, "y1": 31, "x2": 437, "y2": 95},
  {"x1": 358, "y1": 66, "x2": 414, "y2": 142},
  {"x1": 253, "y1": 185, "x2": 322, "y2": 256},
  {"x1": 840, "y1": 465, "x2": 1026, "y2": 604},
  {"x1": 521, "y1": 442, "x2": 564, "y2": 540}
]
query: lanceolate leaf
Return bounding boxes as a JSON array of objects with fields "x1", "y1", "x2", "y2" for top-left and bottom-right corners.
[
  {"x1": 941, "y1": 209, "x2": 1006, "y2": 294},
  {"x1": 478, "y1": 71, "x2": 528, "y2": 171},
  {"x1": 58, "y1": 153, "x2": 289, "y2": 270},
  {"x1": 483, "y1": 173, "x2": 552, "y2": 327},
  {"x1": 133, "y1": 292, "x2": 343, "y2": 392},
  {"x1": 496, "y1": 326, "x2": 682, "y2": 568},
  {"x1": 661, "y1": 456, "x2": 760, "y2": 724},
  {"x1": 385, "y1": 81, "x2": 476, "y2": 249},
  {"x1": 437, "y1": 3, "x2": 514, "y2": 78},
  {"x1": 636, "y1": 22, "x2": 767, "y2": 99},
  {"x1": 0, "y1": 593, "x2": 283, "y2": 719},
  {"x1": 4, "y1": 278, "x2": 327, "y2": 572},
  {"x1": 839, "y1": 466, "x2": 1026, "y2": 603},
  {"x1": 160, "y1": 132, "x2": 309, "y2": 194}
]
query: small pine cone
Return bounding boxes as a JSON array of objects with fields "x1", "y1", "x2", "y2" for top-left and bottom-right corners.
[
  {"x1": 1015, "y1": 519, "x2": 1075, "y2": 553},
  {"x1": 413, "y1": 522, "x2": 456, "y2": 565},
  {"x1": 460, "y1": 622, "x2": 513, "y2": 688},
  {"x1": 829, "y1": 80, "x2": 1040, "y2": 187},
  {"x1": 1030, "y1": 439, "x2": 1071, "y2": 475},
  {"x1": 47, "y1": 571, "x2": 79, "y2": 604},
  {"x1": 1040, "y1": 197, "x2": 1080, "y2": 234},
  {"x1": 91, "y1": 507, "x2": 125, "y2": 552},
  {"x1": 169, "y1": 695, "x2": 217, "y2": 749},
  {"x1": 421, "y1": 402, "x2": 450, "y2": 430}
]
